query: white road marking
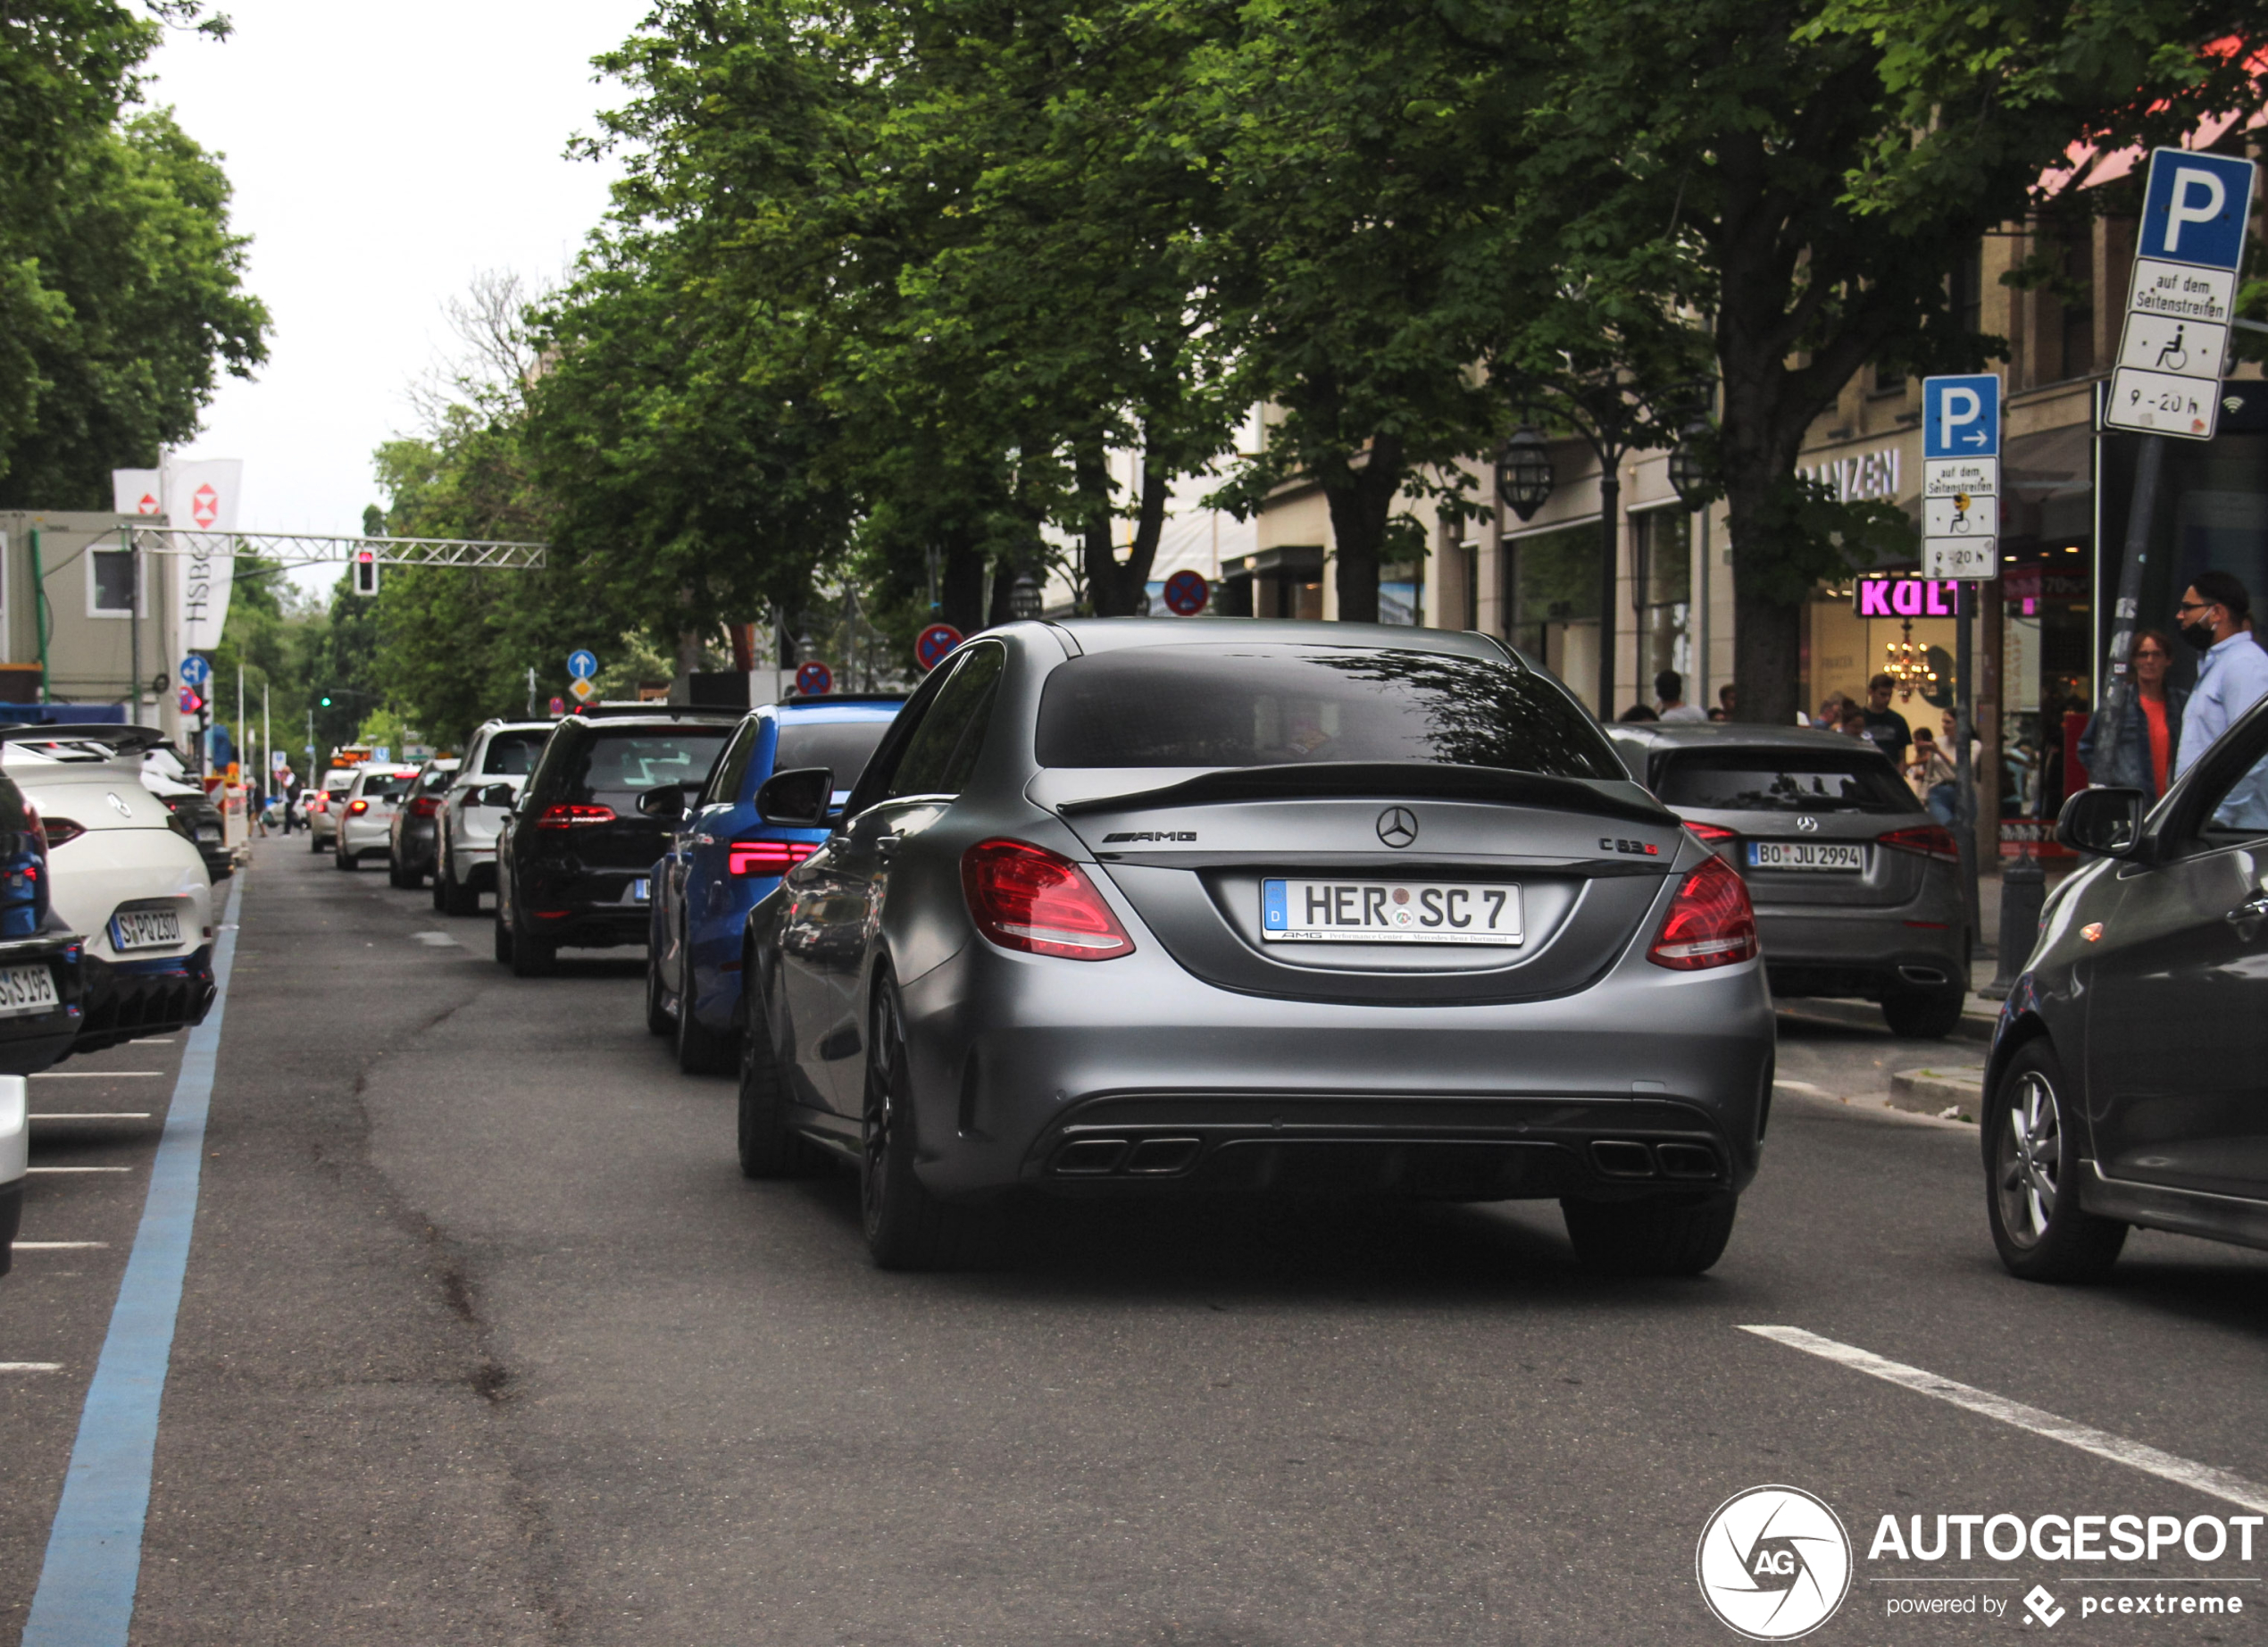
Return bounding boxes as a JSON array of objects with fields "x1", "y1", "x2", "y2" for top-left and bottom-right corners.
[
  {"x1": 31, "y1": 1072, "x2": 163, "y2": 1080},
  {"x1": 410, "y1": 932, "x2": 461, "y2": 948},
  {"x1": 1742, "y1": 1325, "x2": 2268, "y2": 1514},
  {"x1": 30, "y1": 1115, "x2": 152, "y2": 1122},
  {"x1": 13, "y1": 1242, "x2": 109, "y2": 1250},
  {"x1": 0, "y1": 1363, "x2": 63, "y2": 1373},
  {"x1": 25, "y1": 1167, "x2": 131, "y2": 1175}
]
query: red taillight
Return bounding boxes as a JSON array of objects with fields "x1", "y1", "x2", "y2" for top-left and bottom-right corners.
[
  {"x1": 1682, "y1": 820, "x2": 1738, "y2": 846},
  {"x1": 1647, "y1": 855, "x2": 1758, "y2": 971},
  {"x1": 535, "y1": 804, "x2": 616, "y2": 830},
  {"x1": 408, "y1": 795, "x2": 440, "y2": 818},
  {"x1": 727, "y1": 839, "x2": 818, "y2": 877},
  {"x1": 346, "y1": 798, "x2": 370, "y2": 815},
  {"x1": 1879, "y1": 824, "x2": 1961, "y2": 863},
  {"x1": 38, "y1": 816, "x2": 83, "y2": 848},
  {"x1": 961, "y1": 838, "x2": 1134, "y2": 960}
]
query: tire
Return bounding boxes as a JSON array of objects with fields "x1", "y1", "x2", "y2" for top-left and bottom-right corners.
[
  {"x1": 644, "y1": 951, "x2": 673, "y2": 1037},
  {"x1": 388, "y1": 856, "x2": 410, "y2": 889},
  {"x1": 440, "y1": 862, "x2": 481, "y2": 917},
  {"x1": 493, "y1": 911, "x2": 513, "y2": 966},
  {"x1": 509, "y1": 912, "x2": 555, "y2": 978},
  {"x1": 309, "y1": 832, "x2": 323, "y2": 855},
  {"x1": 1561, "y1": 1192, "x2": 1739, "y2": 1276},
  {"x1": 738, "y1": 970, "x2": 821, "y2": 1179},
  {"x1": 1984, "y1": 1040, "x2": 2127, "y2": 1282},
  {"x1": 430, "y1": 863, "x2": 448, "y2": 912},
  {"x1": 860, "y1": 976, "x2": 997, "y2": 1270},
  {"x1": 1883, "y1": 985, "x2": 1966, "y2": 1039},
  {"x1": 673, "y1": 944, "x2": 738, "y2": 1074},
  {"x1": 334, "y1": 847, "x2": 356, "y2": 872}
]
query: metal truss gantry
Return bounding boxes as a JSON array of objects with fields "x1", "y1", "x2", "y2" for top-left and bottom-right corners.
[{"x1": 117, "y1": 526, "x2": 546, "y2": 570}]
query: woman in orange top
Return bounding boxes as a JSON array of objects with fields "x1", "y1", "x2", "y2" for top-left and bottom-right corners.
[{"x1": 2079, "y1": 628, "x2": 2186, "y2": 801}]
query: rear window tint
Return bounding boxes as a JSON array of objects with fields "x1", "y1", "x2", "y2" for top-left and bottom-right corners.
[
  {"x1": 361, "y1": 773, "x2": 413, "y2": 800},
  {"x1": 480, "y1": 732, "x2": 546, "y2": 774},
  {"x1": 556, "y1": 728, "x2": 731, "y2": 802},
  {"x1": 1034, "y1": 645, "x2": 1622, "y2": 780},
  {"x1": 776, "y1": 720, "x2": 894, "y2": 793},
  {"x1": 1655, "y1": 748, "x2": 1920, "y2": 814}
]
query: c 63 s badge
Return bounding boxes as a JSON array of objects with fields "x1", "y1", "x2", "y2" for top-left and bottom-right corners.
[{"x1": 1697, "y1": 1484, "x2": 1852, "y2": 1640}]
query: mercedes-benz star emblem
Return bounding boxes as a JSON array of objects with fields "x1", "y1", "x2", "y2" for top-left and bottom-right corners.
[
  {"x1": 1377, "y1": 807, "x2": 1419, "y2": 849},
  {"x1": 1795, "y1": 815, "x2": 1818, "y2": 833}
]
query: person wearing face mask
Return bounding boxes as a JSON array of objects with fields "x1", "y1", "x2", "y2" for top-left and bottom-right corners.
[
  {"x1": 2078, "y1": 628, "x2": 2185, "y2": 801},
  {"x1": 2171, "y1": 571, "x2": 2268, "y2": 784}
]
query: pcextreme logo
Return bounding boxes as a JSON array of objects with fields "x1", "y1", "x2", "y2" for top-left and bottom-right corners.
[{"x1": 1697, "y1": 1484, "x2": 1855, "y2": 1640}]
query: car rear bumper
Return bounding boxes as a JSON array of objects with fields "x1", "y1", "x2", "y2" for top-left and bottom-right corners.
[
  {"x1": 75, "y1": 945, "x2": 214, "y2": 1056},
  {"x1": 0, "y1": 935, "x2": 86, "y2": 1076},
  {"x1": 890, "y1": 938, "x2": 1774, "y2": 1203},
  {"x1": 1755, "y1": 899, "x2": 1967, "y2": 999},
  {"x1": 339, "y1": 817, "x2": 394, "y2": 855}
]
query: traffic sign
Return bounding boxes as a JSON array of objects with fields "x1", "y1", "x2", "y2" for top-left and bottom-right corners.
[
  {"x1": 796, "y1": 661, "x2": 833, "y2": 696},
  {"x1": 569, "y1": 676, "x2": 597, "y2": 702},
  {"x1": 915, "y1": 623, "x2": 963, "y2": 671},
  {"x1": 548, "y1": 695, "x2": 566, "y2": 716},
  {"x1": 178, "y1": 687, "x2": 204, "y2": 715},
  {"x1": 1921, "y1": 374, "x2": 2001, "y2": 579},
  {"x1": 179, "y1": 654, "x2": 212, "y2": 688},
  {"x1": 1162, "y1": 569, "x2": 1210, "y2": 616},
  {"x1": 2107, "y1": 148, "x2": 2257, "y2": 439},
  {"x1": 567, "y1": 648, "x2": 598, "y2": 681}
]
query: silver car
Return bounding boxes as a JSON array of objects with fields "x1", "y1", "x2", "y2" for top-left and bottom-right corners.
[
  {"x1": 738, "y1": 621, "x2": 1775, "y2": 1273},
  {"x1": 1610, "y1": 723, "x2": 1971, "y2": 1038}
]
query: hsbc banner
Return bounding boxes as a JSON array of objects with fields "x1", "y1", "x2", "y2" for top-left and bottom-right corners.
[{"x1": 112, "y1": 462, "x2": 240, "y2": 652}]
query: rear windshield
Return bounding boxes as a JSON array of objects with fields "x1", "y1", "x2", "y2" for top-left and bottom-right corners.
[
  {"x1": 361, "y1": 773, "x2": 414, "y2": 800},
  {"x1": 776, "y1": 720, "x2": 893, "y2": 790},
  {"x1": 481, "y1": 731, "x2": 546, "y2": 774},
  {"x1": 324, "y1": 771, "x2": 357, "y2": 791},
  {"x1": 1034, "y1": 645, "x2": 1622, "y2": 779},
  {"x1": 1654, "y1": 748, "x2": 1920, "y2": 814},
  {"x1": 556, "y1": 727, "x2": 731, "y2": 802},
  {"x1": 418, "y1": 766, "x2": 455, "y2": 794}
]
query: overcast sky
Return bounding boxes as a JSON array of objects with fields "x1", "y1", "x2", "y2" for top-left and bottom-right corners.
[{"x1": 146, "y1": 2, "x2": 649, "y2": 588}]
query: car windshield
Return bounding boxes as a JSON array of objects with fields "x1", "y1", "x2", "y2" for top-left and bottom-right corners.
[
  {"x1": 1654, "y1": 748, "x2": 1920, "y2": 814},
  {"x1": 361, "y1": 773, "x2": 414, "y2": 800},
  {"x1": 1034, "y1": 645, "x2": 1622, "y2": 779},
  {"x1": 775, "y1": 720, "x2": 893, "y2": 791},
  {"x1": 560, "y1": 729, "x2": 731, "y2": 802},
  {"x1": 481, "y1": 732, "x2": 546, "y2": 774}
]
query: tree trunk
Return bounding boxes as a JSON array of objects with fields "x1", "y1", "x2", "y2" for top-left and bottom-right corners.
[
  {"x1": 1320, "y1": 432, "x2": 1405, "y2": 625},
  {"x1": 938, "y1": 529, "x2": 986, "y2": 636},
  {"x1": 1076, "y1": 445, "x2": 1140, "y2": 616}
]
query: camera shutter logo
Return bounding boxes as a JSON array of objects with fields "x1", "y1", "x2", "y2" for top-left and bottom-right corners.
[{"x1": 1696, "y1": 1484, "x2": 1852, "y2": 1640}]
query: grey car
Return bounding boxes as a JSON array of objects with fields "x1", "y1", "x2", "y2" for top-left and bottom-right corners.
[
  {"x1": 737, "y1": 620, "x2": 1776, "y2": 1273},
  {"x1": 1985, "y1": 690, "x2": 2268, "y2": 1282},
  {"x1": 1610, "y1": 723, "x2": 1971, "y2": 1038},
  {"x1": 388, "y1": 757, "x2": 459, "y2": 889}
]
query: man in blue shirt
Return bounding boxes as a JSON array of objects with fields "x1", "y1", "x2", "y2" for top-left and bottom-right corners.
[{"x1": 2172, "y1": 571, "x2": 2268, "y2": 828}]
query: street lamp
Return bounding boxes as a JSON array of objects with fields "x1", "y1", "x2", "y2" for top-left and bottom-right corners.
[
  {"x1": 1010, "y1": 571, "x2": 1043, "y2": 621},
  {"x1": 1495, "y1": 426, "x2": 1555, "y2": 523},
  {"x1": 1667, "y1": 421, "x2": 1716, "y2": 509}
]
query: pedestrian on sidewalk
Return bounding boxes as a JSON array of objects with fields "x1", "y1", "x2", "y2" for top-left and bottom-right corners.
[
  {"x1": 2078, "y1": 628, "x2": 2184, "y2": 802},
  {"x1": 1655, "y1": 670, "x2": 1707, "y2": 722},
  {"x1": 1860, "y1": 673, "x2": 1913, "y2": 765},
  {"x1": 2173, "y1": 572, "x2": 2268, "y2": 826}
]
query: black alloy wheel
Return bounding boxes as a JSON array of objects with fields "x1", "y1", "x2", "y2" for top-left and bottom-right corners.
[
  {"x1": 1984, "y1": 1040, "x2": 2126, "y2": 1282},
  {"x1": 1561, "y1": 1192, "x2": 1739, "y2": 1276},
  {"x1": 508, "y1": 908, "x2": 555, "y2": 977},
  {"x1": 859, "y1": 976, "x2": 996, "y2": 1270}
]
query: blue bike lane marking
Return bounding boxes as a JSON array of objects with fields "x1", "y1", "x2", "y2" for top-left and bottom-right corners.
[{"x1": 21, "y1": 873, "x2": 244, "y2": 1647}]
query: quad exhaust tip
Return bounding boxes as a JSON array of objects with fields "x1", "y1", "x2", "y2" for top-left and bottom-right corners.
[
  {"x1": 1051, "y1": 1136, "x2": 1205, "y2": 1176},
  {"x1": 1589, "y1": 1140, "x2": 1722, "y2": 1181}
]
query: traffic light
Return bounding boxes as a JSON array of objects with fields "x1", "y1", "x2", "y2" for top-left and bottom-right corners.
[
  {"x1": 319, "y1": 694, "x2": 332, "y2": 708},
  {"x1": 353, "y1": 548, "x2": 379, "y2": 597}
]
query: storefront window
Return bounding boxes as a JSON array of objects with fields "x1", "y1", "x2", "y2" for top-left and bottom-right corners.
[
  {"x1": 1632, "y1": 508, "x2": 1692, "y2": 695},
  {"x1": 1504, "y1": 521, "x2": 1601, "y2": 711}
]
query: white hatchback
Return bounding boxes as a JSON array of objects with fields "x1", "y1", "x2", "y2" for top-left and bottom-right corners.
[{"x1": 0, "y1": 733, "x2": 215, "y2": 1054}]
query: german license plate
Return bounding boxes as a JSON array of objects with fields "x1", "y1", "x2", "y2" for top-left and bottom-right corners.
[
  {"x1": 1747, "y1": 840, "x2": 1864, "y2": 872},
  {"x1": 109, "y1": 907, "x2": 182, "y2": 951},
  {"x1": 1261, "y1": 879, "x2": 1522, "y2": 945},
  {"x1": 0, "y1": 963, "x2": 58, "y2": 1017},
  {"x1": 630, "y1": 879, "x2": 650, "y2": 902}
]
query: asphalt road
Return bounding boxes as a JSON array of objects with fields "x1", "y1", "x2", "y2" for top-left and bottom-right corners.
[{"x1": 5, "y1": 839, "x2": 2268, "y2": 1644}]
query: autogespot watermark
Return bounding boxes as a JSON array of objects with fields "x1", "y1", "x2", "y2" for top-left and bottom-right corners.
[{"x1": 1699, "y1": 1489, "x2": 2261, "y2": 1635}]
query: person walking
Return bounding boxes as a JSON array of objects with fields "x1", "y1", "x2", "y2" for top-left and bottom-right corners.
[
  {"x1": 2078, "y1": 628, "x2": 2185, "y2": 802},
  {"x1": 2172, "y1": 573, "x2": 2268, "y2": 783},
  {"x1": 1908, "y1": 728, "x2": 1957, "y2": 821},
  {"x1": 1859, "y1": 673, "x2": 1912, "y2": 765},
  {"x1": 1655, "y1": 670, "x2": 1707, "y2": 722}
]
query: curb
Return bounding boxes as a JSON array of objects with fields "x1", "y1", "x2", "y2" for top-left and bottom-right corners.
[
  {"x1": 1777, "y1": 997, "x2": 1998, "y2": 1047},
  {"x1": 1889, "y1": 1065, "x2": 1986, "y2": 1117}
]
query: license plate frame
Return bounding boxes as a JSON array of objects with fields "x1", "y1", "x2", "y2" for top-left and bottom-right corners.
[
  {"x1": 1747, "y1": 840, "x2": 1864, "y2": 872},
  {"x1": 630, "y1": 878, "x2": 651, "y2": 903},
  {"x1": 110, "y1": 907, "x2": 183, "y2": 951},
  {"x1": 1260, "y1": 878, "x2": 1522, "y2": 946},
  {"x1": 0, "y1": 962, "x2": 59, "y2": 1018}
]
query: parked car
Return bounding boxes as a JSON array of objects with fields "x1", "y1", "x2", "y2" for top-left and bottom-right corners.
[
  {"x1": 736, "y1": 621, "x2": 1773, "y2": 1272},
  {"x1": 433, "y1": 722, "x2": 553, "y2": 915},
  {"x1": 0, "y1": 731, "x2": 213, "y2": 1054},
  {"x1": 140, "y1": 745, "x2": 231, "y2": 882},
  {"x1": 1609, "y1": 723, "x2": 1970, "y2": 1038},
  {"x1": 307, "y1": 767, "x2": 358, "y2": 851},
  {"x1": 334, "y1": 765, "x2": 419, "y2": 870},
  {"x1": 494, "y1": 710, "x2": 738, "y2": 976},
  {"x1": 388, "y1": 757, "x2": 460, "y2": 888},
  {"x1": 646, "y1": 696, "x2": 904, "y2": 1072},
  {"x1": 1984, "y1": 690, "x2": 2268, "y2": 1281}
]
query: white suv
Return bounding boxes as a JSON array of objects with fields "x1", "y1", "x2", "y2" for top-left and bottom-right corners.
[{"x1": 433, "y1": 721, "x2": 554, "y2": 915}]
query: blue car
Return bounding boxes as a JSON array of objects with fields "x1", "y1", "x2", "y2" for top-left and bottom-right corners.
[{"x1": 646, "y1": 695, "x2": 905, "y2": 1072}]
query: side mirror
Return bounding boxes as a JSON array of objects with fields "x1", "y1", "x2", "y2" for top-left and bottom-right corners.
[
  {"x1": 467, "y1": 782, "x2": 512, "y2": 807},
  {"x1": 637, "y1": 783, "x2": 688, "y2": 821},
  {"x1": 2058, "y1": 787, "x2": 2143, "y2": 858},
  {"x1": 756, "y1": 766, "x2": 834, "y2": 829}
]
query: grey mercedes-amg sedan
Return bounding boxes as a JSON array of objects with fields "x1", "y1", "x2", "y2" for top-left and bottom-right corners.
[{"x1": 731, "y1": 621, "x2": 1775, "y2": 1273}]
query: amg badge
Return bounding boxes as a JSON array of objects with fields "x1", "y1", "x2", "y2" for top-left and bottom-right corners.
[{"x1": 1101, "y1": 829, "x2": 1198, "y2": 844}]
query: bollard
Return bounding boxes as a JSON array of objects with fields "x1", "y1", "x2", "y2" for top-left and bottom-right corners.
[{"x1": 1984, "y1": 849, "x2": 2047, "y2": 998}]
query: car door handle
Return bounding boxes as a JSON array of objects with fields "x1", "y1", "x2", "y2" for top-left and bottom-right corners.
[
  {"x1": 875, "y1": 832, "x2": 901, "y2": 860},
  {"x1": 2227, "y1": 893, "x2": 2268, "y2": 922}
]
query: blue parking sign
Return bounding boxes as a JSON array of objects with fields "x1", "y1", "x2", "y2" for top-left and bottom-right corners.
[
  {"x1": 1922, "y1": 374, "x2": 2001, "y2": 460},
  {"x1": 2139, "y1": 148, "x2": 2257, "y2": 272}
]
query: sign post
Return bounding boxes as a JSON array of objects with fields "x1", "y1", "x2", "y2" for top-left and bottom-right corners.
[{"x1": 1922, "y1": 372, "x2": 2003, "y2": 966}]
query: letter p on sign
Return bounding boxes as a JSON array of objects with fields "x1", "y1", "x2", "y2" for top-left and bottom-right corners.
[
  {"x1": 1938, "y1": 389, "x2": 1980, "y2": 449},
  {"x1": 2166, "y1": 168, "x2": 2228, "y2": 254}
]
